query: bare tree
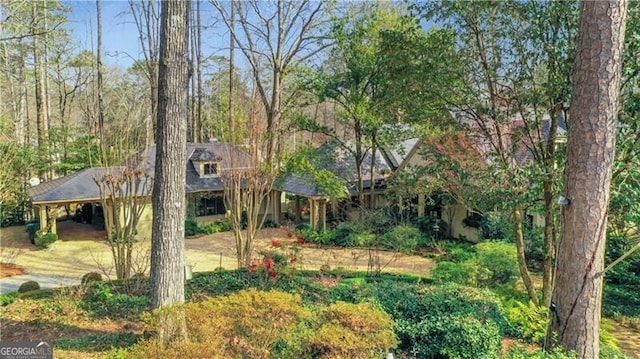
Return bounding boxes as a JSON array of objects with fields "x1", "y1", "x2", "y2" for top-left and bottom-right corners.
[
  {"x1": 150, "y1": 0, "x2": 190, "y2": 343},
  {"x1": 94, "y1": 167, "x2": 152, "y2": 279},
  {"x1": 211, "y1": 0, "x2": 330, "y2": 166},
  {"x1": 129, "y1": 0, "x2": 160, "y2": 144},
  {"x1": 547, "y1": 1, "x2": 627, "y2": 357},
  {"x1": 222, "y1": 83, "x2": 275, "y2": 268}
]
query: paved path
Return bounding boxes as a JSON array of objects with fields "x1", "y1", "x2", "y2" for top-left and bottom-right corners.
[{"x1": 0, "y1": 273, "x2": 81, "y2": 294}]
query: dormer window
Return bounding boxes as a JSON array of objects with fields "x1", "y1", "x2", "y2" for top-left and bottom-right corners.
[
  {"x1": 190, "y1": 147, "x2": 223, "y2": 178},
  {"x1": 204, "y1": 162, "x2": 218, "y2": 176}
]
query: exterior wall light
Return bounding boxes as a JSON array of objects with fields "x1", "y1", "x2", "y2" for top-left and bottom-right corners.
[{"x1": 557, "y1": 196, "x2": 570, "y2": 206}]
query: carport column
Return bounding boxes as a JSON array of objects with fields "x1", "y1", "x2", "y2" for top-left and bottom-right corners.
[
  {"x1": 309, "y1": 199, "x2": 318, "y2": 230},
  {"x1": 319, "y1": 199, "x2": 327, "y2": 232},
  {"x1": 295, "y1": 196, "x2": 301, "y2": 221},
  {"x1": 271, "y1": 190, "x2": 281, "y2": 224},
  {"x1": 49, "y1": 206, "x2": 57, "y2": 234},
  {"x1": 39, "y1": 206, "x2": 47, "y2": 232}
]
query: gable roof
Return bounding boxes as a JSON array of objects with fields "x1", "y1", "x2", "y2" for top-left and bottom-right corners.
[
  {"x1": 276, "y1": 138, "x2": 420, "y2": 198},
  {"x1": 28, "y1": 142, "x2": 252, "y2": 205},
  {"x1": 28, "y1": 168, "x2": 112, "y2": 204}
]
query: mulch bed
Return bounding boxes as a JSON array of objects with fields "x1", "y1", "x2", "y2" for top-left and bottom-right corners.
[{"x1": 0, "y1": 262, "x2": 25, "y2": 278}]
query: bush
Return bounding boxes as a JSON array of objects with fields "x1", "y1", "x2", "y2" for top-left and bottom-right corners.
[
  {"x1": 397, "y1": 315, "x2": 501, "y2": 359},
  {"x1": 81, "y1": 272, "x2": 103, "y2": 285},
  {"x1": 18, "y1": 280, "x2": 41, "y2": 293},
  {"x1": 82, "y1": 282, "x2": 148, "y2": 319},
  {"x1": 438, "y1": 241, "x2": 477, "y2": 262},
  {"x1": 334, "y1": 221, "x2": 371, "y2": 247},
  {"x1": 185, "y1": 270, "x2": 251, "y2": 299},
  {"x1": 476, "y1": 241, "x2": 519, "y2": 286},
  {"x1": 130, "y1": 289, "x2": 397, "y2": 359},
  {"x1": 375, "y1": 283, "x2": 512, "y2": 357},
  {"x1": 184, "y1": 218, "x2": 200, "y2": 237},
  {"x1": 200, "y1": 222, "x2": 221, "y2": 234},
  {"x1": 411, "y1": 216, "x2": 448, "y2": 240},
  {"x1": 310, "y1": 301, "x2": 397, "y2": 358},
  {"x1": 312, "y1": 229, "x2": 337, "y2": 245},
  {"x1": 261, "y1": 219, "x2": 279, "y2": 228},
  {"x1": 0, "y1": 292, "x2": 18, "y2": 306},
  {"x1": 379, "y1": 225, "x2": 421, "y2": 253},
  {"x1": 505, "y1": 300, "x2": 549, "y2": 344},
  {"x1": 431, "y1": 260, "x2": 489, "y2": 287},
  {"x1": 35, "y1": 231, "x2": 58, "y2": 249},
  {"x1": 217, "y1": 218, "x2": 233, "y2": 232},
  {"x1": 479, "y1": 212, "x2": 510, "y2": 239}
]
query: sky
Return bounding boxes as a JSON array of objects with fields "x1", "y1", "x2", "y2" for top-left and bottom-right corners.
[
  {"x1": 63, "y1": 0, "x2": 230, "y2": 69},
  {"x1": 64, "y1": 0, "x2": 151, "y2": 68}
]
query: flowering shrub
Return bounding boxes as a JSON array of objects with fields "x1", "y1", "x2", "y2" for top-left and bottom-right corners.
[{"x1": 248, "y1": 238, "x2": 303, "y2": 288}]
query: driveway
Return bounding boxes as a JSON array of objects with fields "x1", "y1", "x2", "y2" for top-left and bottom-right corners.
[{"x1": 0, "y1": 221, "x2": 435, "y2": 294}]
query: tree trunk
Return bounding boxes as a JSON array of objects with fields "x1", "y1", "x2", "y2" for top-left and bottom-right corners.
[
  {"x1": 541, "y1": 103, "x2": 562, "y2": 307},
  {"x1": 513, "y1": 207, "x2": 539, "y2": 305},
  {"x1": 150, "y1": 0, "x2": 190, "y2": 343},
  {"x1": 547, "y1": 2, "x2": 627, "y2": 357},
  {"x1": 96, "y1": 0, "x2": 105, "y2": 147},
  {"x1": 32, "y1": 3, "x2": 46, "y2": 149},
  {"x1": 542, "y1": 177, "x2": 555, "y2": 306}
]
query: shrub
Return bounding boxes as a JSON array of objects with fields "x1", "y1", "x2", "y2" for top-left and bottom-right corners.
[
  {"x1": 411, "y1": 216, "x2": 448, "y2": 241},
  {"x1": 310, "y1": 301, "x2": 398, "y2": 358},
  {"x1": 18, "y1": 280, "x2": 41, "y2": 293},
  {"x1": 479, "y1": 211, "x2": 510, "y2": 239},
  {"x1": 130, "y1": 289, "x2": 397, "y2": 359},
  {"x1": 438, "y1": 241, "x2": 477, "y2": 262},
  {"x1": 313, "y1": 229, "x2": 337, "y2": 245},
  {"x1": 261, "y1": 219, "x2": 279, "y2": 228},
  {"x1": 0, "y1": 292, "x2": 18, "y2": 306},
  {"x1": 82, "y1": 282, "x2": 148, "y2": 319},
  {"x1": 431, "y1": 260, "x2": 489, "y2": 287},
  {"x1": 217, "y1": 218, "x2": 233, "y2": 232},
  {"x1": 184, "y1": 218, "x2": 200, "y2": 237},
  {"x1": 200, "y1": 222, "x2": 221, "y2": 234},
  {"x1": 334, "y1": 221, "x2": 372, "y2": 247},
  {"x1": 35, "y1": 231, "x2": 58, "y2": 249},
  {"x1": 397, "y1": 315, "x2": 501, "y2": 359},
  {"x1": 505, "y1": 300, "x2": 549, "y2": 344},
  {"x1": 375, "y1": 283, "x2": 512, "y2": 357},
  {"x1": 379, "y1": 225, "x2": 421, "y2": 253},
  {"x1": 185, "y1": 270, "x2": 250, "y2": 299},
  {"x1": 505, "y1": 300, "x2": 622, "y2": 353},
  {"x1": 475, "y1": 241, "x2": 519, "y2": 286},
  {"x1": 81, "y1": 272, "x2": 103, "y2": 285}
]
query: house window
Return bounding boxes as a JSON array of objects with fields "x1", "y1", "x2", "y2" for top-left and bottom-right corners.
[
  {"x1": 197, "y1": 196, "x2": 226, "y2": 216},
  {"x1": 203, "y1": 162, "x2": 218, "y2": 176}
]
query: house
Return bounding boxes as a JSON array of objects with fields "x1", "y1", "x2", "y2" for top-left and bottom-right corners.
[
  {"x1": 27, "y1": 142, "x2": 282, "y2": 239},
  {"x1": 276, "y1": 110, "x2": 566, "y2": 239},
  {"x1": 275, "y1": 137, "x2": 476, "y2": 238}
]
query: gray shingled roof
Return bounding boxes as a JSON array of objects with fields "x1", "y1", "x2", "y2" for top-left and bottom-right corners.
[
  {"x1": 28, "y1": 142, "x2": 252, "y2": 204},
  {"x1": 276, "y1": 139, "x2": 417, "y2": 198},
  {"x1": 28, "y1": 167, "x2": 122, "y2": 204}
]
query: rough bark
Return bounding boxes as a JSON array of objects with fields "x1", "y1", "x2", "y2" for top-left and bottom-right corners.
[
  {"x1": 150, "y1": 0, "x2": 190, "y2": 343},
  {"x1": 547, "y1": 1, "x2": 627, "y2": 357}
]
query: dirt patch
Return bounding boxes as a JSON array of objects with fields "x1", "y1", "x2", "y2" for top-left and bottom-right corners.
[
  {"x1": 0, "y1": 263, "x2": 25, "y2": 278},
  {"x1": 0, "y1": 222, "x2": 434, "y2": 279}
]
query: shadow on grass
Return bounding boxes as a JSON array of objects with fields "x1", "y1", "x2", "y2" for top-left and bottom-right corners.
[{"x1": 0, "y1": 317, "x2": 143, "y2": 353}]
